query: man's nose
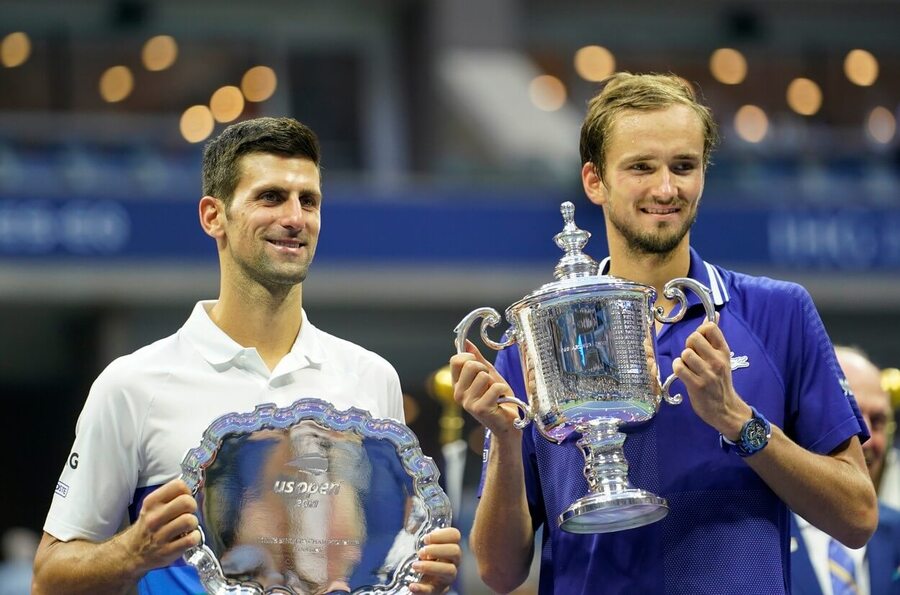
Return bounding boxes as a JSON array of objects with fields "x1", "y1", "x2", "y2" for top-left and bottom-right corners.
[
  {"x1": 279, "y1": 199, "x2": 305, "y2": 229},
  {"x1": 651, "y1": 168, "x2": 677, "y2": 201}
]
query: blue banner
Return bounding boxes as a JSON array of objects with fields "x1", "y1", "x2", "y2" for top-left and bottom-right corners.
[{"x1": 1, "y1": 195, "x2": 899, "y2": 271}]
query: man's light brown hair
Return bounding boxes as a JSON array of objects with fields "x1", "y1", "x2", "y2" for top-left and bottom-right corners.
[{"x1": 579, "y1": 72, "x2": 719, "y2": 179}]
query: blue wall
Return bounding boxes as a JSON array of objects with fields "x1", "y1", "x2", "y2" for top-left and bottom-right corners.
[{"x1": 2, "y1": 193, "x2": 899, "y2": 272}]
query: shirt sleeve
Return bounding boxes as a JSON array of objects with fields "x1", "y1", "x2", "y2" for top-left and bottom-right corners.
[
  {"x1": 43, "y1": 360, "x2": 143, "y2": 542},
  {"x1": 356, "y1": 351, "x2": 405, "y2": 423},
  {"x1": 786, "y1": 285, "x2": 868, "y2": 454},
  {"x1": 382, "y1": 362, "x2": 405, "y2": 423}
]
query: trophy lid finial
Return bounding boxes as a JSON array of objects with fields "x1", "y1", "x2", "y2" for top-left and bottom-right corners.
[
  {"x1": 561, "y1": 201, "x2": 575, "y2": 225},
  {"x1": 553, "y1": 201, "x2": 599, "y2": 280}
]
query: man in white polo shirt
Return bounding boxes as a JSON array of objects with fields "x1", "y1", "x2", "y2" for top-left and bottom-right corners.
[{"x1": 32, "y1": 117, "x2": 461, "y2": 594}]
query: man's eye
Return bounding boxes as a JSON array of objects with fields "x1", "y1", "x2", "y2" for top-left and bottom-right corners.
[
  {"x1": 261, "y1": 192, "x2": 280, "y2": 202},
  {"x1": 673, "y1": 163, "x2": 697, "y2": 173},
  {"x1": 631, "y1": 163, "x2": 650, "y2": 171}
]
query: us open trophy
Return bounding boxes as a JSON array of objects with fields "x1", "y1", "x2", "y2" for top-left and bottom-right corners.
[{"x1": 455, "y1": 202, "x2": 716, "y2": 534}]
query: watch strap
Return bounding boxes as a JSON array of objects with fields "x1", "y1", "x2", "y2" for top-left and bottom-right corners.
[{"x1": 719, "y1": 406, "x2": 771, "y2": 457}]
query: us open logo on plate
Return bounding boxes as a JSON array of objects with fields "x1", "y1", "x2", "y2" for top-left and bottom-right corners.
[{"x1": 287, "y1": 452, "x2": 329, "y2": 476}]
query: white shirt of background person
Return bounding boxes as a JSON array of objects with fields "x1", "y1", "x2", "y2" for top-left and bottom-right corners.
[{"x1": 793, "y1": 514, "x2": 870, "y2": 595}]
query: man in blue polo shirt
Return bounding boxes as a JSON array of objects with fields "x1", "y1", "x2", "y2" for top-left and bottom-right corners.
[{"x1": 449, "y1": 72, "x2": 877, "y2": 595}]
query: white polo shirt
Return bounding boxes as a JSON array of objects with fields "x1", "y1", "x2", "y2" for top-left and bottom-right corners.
[{"x1": 44, "y1": 300, "x2": 404, "y2": 544}]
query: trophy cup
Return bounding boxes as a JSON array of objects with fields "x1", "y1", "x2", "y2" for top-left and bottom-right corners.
[
  {"x1": 455, "y1": 202, "x2": 716, "y2": 534},
  {"x1": 180, "y1": 399, "x2": 452, "y2": 594}
]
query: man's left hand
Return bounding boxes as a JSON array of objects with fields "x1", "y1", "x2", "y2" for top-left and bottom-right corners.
[
  {"x1": 672, "y1": 316, "x2": 752, "y2": 440},
  {"x1": 409, "y1": 527, "x2": 462, "y2": 594}
]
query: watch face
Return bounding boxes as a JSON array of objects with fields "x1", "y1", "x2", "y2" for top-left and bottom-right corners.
[{"x1": 743, "y1": 419, "x2": 768, "y2": 449}]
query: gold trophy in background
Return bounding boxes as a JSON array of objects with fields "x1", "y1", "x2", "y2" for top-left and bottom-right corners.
[
  {"x1": 427, "y1": 366, "x2": 468, "y2": 517},
  {"x1": 883, "y1": 367, "x2": 900, "y2": 410},
  {"x1": 880, "y1": 366, "x2": 900, "y2": 509}
]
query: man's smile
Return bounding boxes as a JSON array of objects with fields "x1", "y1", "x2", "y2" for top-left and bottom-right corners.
[
  {"x1": 639, "y1": 205, "x2": 683, "y2": 221},
  {"x1": 266, "y1": 238, "x2": 307, "y2": 253}
]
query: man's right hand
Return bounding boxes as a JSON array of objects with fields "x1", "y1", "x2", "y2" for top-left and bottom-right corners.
[
  {"x1": 33, "y1": 478, "x2": 202, "y2": 595},
  {"x1": 449, "y1": 340, "x2": 521, "y2": 436},
  {"x1": 124, "y1": 477, "x2": 202, "y2": 572},
  {"x1": 450, "y1": 341, "x2": 536, "y2": 594}
]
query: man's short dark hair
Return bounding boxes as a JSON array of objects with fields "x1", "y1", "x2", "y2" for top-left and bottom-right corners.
[{"x1": 202, "y1": 116, "x2": 320, "y2": 206}]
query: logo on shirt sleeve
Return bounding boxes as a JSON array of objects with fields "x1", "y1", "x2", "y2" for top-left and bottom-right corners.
[
  {"x1": 729, "y1": 352, "x2": 750, "y2": 371},
  {"x1": 55, "y1": 481, "x2": 69, "y2": 498},
  {"x1": 839, "y1": 376, "x2": 854, "y2": 398}
]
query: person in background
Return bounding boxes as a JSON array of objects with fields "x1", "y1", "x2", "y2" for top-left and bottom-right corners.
[
  {"x1": 791, "y1": 345, "x2": 900, "y2": 595},
  {"x1": 450, "y1": 72, "x2": 877, "y2": 595},
  {"x1": 0, "y1": 527, "x2": 39, "y2": 595},
  {"x1": 32, "y1": 117, "x2": 460, "y2": 595}
]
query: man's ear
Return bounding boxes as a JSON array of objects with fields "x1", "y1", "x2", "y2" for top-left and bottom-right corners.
[
  {"x1": 581, "y1": 162, "x2": 607, "y2": 207},
  {"x1": 199, "y1": 196, "x2": 225, "y2": 239}
]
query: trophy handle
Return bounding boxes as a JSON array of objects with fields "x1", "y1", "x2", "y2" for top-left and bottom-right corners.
[
  {"x1": 454, "y1": 307, "x2": 517, "y2": 354},
  {"x1": 496, "y1": 395, "x2": 534, "y2": 430},
  {"x1": 454, "y1": 308, "x2": 532, "y2": 430},
  {"x1": 183, "y1": 527, "x2": 239, "y2": 594},
  {"x1": 654, "y1": 278, "x2": 717, "y2": 405}
]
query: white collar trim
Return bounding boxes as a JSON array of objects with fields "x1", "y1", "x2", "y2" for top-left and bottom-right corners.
[{"x1": 597, "y1": 257, "x2": 729, "y2": 305}]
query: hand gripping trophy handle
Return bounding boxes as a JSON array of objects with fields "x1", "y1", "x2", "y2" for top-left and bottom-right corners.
[
  {"x1": 453, "y1": 307, "x2": 533, "y2": 430},
  {"x1": 654, "y1": 277, "x2": 717, "y2": 406}
]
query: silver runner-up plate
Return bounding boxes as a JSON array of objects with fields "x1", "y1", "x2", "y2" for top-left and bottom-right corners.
[{"x1": 180, "y1": 399, "x2": 452, "y2": 595}]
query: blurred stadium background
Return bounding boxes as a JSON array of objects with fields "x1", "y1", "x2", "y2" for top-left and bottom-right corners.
[{"x1": 1, "y1": 0, "x2": 899, "y2": 592}]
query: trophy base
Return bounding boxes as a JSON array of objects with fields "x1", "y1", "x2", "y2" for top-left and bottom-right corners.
[{"x1": 557, "y1": 489, "x2": 668, "y2": 534}]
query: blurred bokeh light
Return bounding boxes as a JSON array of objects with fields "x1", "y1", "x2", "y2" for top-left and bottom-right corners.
[
  {"x1": 141, "y1": 35, "x2": 178, "y2": 72},
  {"x1": 1, "y1": 32, "x2": 31, "y2": 68},
  {"x1": 529, "y1": 74, "x2": 567, "y2": 111},
  {"x1": 734, "y1": 105, "x2": 769, "y2": 143},
  {"x1": 844, "y1": 49, "x2": 879, "y2": 87},
  {"x1": 99, "y1": 65, "x2": 134, "y2": 103},
  {"x1": 574, "y1": 45, "x2": 616, "y2": 82},
  {"x1": 210, "y1": 85, "x2": 245, "y2": 123},
  {"x1": 867, "y1": 106, "x2": 896, "y2": 144},
  {"x1": 709, "y1": 48, "x2": 747, "y2": 85},
  {"x1": 180, "y1": 105, "x2": 215, "y2": 143},
  {"x1": 786, "y1": 77, "x2": 823, "y2": 116},
  {"x1": 241, "y1": 65, "x2": 277, "y2": 102}
]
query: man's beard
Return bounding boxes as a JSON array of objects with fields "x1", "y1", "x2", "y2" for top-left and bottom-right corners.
[
  {"x1": 609, "y1": 207, "x2": 697, "y2": 255},
  {"x1": 236, "y1": 250, "x2": 314, "y2": 292}
]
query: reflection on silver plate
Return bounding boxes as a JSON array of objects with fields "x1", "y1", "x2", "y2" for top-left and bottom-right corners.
[{"x1": 180, "y1": 399, "x2": 452, "y2": 595}]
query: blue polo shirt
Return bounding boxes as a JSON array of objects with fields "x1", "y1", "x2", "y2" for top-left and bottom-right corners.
[{"x1": 482, "y1": 248, "x2": 867, "y2": 595}]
